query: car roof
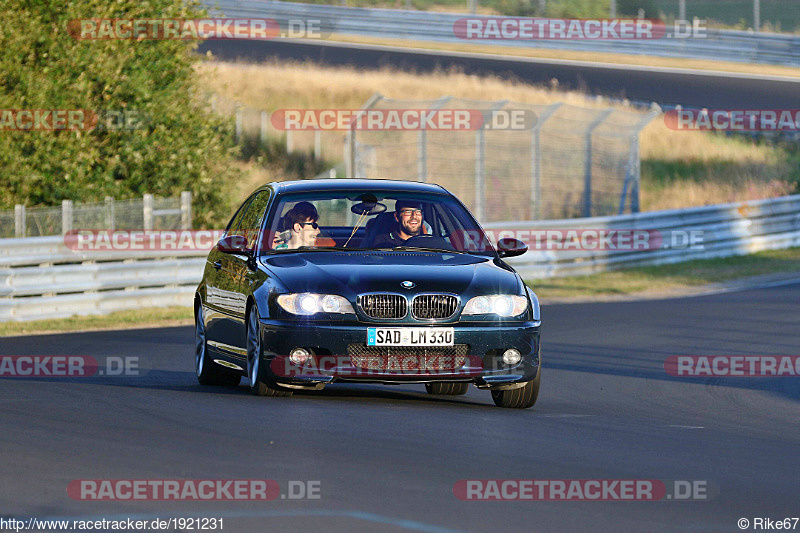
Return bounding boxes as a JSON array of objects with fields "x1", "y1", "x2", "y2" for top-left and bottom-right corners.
[{"x1": 264, "y1": 179, "x2": 449, "y2": 196}]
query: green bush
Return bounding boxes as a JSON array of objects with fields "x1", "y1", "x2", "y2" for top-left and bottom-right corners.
[{"x1": 0, "y1": 0, "x2": 240, "y2": 227}]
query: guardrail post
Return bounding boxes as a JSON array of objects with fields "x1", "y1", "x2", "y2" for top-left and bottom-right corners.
[
  {"x1": 181, "y1": 191, "x2": 192, "y2": 229},
  {"x1": 143, "y1": 194, "x2": 154, "y2": 230},
  {"x1": 104, "y1": 196, "x2": 115, "y2": 230},
  {"x1": 260, "y1": 111, "x2": 268, "y2": 146},
  {"x1": 61, "y1": 200, "x2": 72, "y2": 235},
  {"x1": 583, "y1": 108, "x2": 613, "y2": 218},
  {"x1": 14, "y1": 205, "x2": 25, "y2": 238}
]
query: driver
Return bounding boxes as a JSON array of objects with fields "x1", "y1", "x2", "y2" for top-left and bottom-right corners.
[{"x1": 373, "y1": 200, "x2": 424, "y2": 247}]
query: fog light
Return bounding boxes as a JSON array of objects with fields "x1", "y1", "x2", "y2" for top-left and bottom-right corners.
[
  {"x1": 289, "y1": 348, "x2": 312, "y2": 365},
  {"x1": 502, "y1": 348, "x2": 522, "y2": 365}
]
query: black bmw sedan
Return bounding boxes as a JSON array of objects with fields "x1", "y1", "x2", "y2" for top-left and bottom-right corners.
[{"x1": 194, "y1": 179, "x2": 541, "y2": 408}]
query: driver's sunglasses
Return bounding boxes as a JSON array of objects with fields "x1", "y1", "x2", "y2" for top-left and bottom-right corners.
[
  {"x1": 399, "y1": 208, "x2": 423, "y2": 216},
  {"x1": 299, "y1": 222, "x2": 319, "y2": 229}
]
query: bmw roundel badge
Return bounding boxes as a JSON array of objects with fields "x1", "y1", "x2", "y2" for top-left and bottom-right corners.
[{"x1": 401, "y1": 281, "x2": 415, "y2": 289}]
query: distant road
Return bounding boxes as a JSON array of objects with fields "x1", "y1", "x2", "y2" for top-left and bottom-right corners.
[{"x1": 200, "y1": 39, "x2": 800, "y2": 109}]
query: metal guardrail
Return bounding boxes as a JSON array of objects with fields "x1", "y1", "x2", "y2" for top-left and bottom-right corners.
[
  {"x1": 203, "y1": 0, "x2": 800, "y2": 66},
  {"x1": 1, "y1": 194, "x2": 799, "y2": 321},
  {"x1": 495, "y1": 194, "x2": 800, "y2": 278}
]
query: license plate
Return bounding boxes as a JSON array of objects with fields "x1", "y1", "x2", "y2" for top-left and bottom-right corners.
[{"x1": 367, "y1": 327, "x2": 454, "y2": 346}]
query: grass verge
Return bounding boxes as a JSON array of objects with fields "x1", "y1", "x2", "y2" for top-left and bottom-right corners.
[
  {"x1": 0, "y1": 306, "x2": 193, "y2": 338},
  {"x1": 528, "y1": 247, "x2": 800, "y2": 300}
]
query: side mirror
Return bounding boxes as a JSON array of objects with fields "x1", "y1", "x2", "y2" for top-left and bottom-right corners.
[
  {"x1": 218, "y1": 234, "x2": 249, "y2": 254},
  {"x1": 496, "y1": 237, "x2": 528, "y2": 258}
]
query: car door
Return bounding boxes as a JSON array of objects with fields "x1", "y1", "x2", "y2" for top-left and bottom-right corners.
[
  {"x1": 204, "y1": 193, "x2": 256, "y2": 358},
  {"x1": 222, "y1": 189, "x2": 273, "y2": 357}
]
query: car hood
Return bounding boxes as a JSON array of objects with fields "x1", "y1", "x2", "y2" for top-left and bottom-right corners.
[{"x1": 260, "y1": 251, "x2": 522, "y2": 298}]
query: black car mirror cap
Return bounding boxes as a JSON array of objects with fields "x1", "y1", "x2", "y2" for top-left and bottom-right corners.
[
  {"x1": 496, "y1": 237, "x2": 528, "y2": 258},
  {"x1": 218, "y1": 234, "x2": 251, "y2": 255}
]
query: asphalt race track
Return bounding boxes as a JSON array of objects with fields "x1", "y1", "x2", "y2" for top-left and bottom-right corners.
[
  {"x1": 2, "y1": 283, "x2": 798, "y2": 532},
  {"x1": 199, "y1": 39, "x2": 800, "y2": 109}
]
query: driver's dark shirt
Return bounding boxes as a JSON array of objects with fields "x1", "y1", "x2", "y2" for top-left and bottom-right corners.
[{"x1": 373, "y1": 230, "x2": 409, "y2": 247}]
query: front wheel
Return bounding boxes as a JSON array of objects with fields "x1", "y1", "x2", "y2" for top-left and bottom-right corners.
[
  {"x1": 425, "y1": 382, "x2": 469, "y2": 395},
  {"x1": 247, "y1": 305, "x2": 292, "y2": 397},
  {"x1": 490, "y1": 370, "x2": 540, "y2": 409}
]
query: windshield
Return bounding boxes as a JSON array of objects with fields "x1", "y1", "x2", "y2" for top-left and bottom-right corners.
[{"x1": 258, "y1": 190, "x2": 495, "y2": 255}]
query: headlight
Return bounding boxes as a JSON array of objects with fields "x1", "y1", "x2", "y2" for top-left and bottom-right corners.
[
  {"x1": 462, "y1": 295, "x2": 528, "y2": 317},
  {"x1": 277, "y1": 293, "x2": 355, "y2": 315}
]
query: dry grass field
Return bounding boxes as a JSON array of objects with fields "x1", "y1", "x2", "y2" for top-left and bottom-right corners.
[{"x1": 199, "y1": 60, "x2": 798, "y2": 212}]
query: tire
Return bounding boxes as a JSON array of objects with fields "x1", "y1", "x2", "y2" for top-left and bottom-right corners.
[
  {"x1": 246, "y1": 305, "x2": 292, "y2": 397},
  {"x1": 425, "y1": 382, "x2": 469, "y2": 395},
  {"x1": 195, "y1": 304, "x2": 241, "y2": 387},
  {"x1": 490, "y1": 370, "x2": 540, "y2": 409}
]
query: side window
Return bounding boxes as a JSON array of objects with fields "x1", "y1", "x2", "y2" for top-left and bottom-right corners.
[
  {"x1": 225, "y1": 194, "x2": 256, "y2": 235},
  {"x1": 231, "y1": 190, "x2": 272, "y2": 252}
]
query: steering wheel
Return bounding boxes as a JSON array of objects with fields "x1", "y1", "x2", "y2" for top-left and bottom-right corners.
[{"x1": 403, "y1": 234, "x2": 453, "y2": 250}]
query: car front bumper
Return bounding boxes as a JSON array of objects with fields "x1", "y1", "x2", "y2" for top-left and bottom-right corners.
[{"x1": 258, "y1": 319, "x2": 540, "y2": 390}]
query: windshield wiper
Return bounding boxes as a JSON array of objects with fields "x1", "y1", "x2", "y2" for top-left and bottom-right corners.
[{"x1": 386, "y1": 246, "x2": 466, "y2": 254}]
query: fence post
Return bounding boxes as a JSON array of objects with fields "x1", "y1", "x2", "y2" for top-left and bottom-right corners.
[
  {"x1": 286, "y1": 130, "x2": 294, "y2": 154},
  {"x1": 235, "y1": 106, "x2": 243, "y2": 143},
  {"x1": 530, "y1": 102, "x2": 562, "y2": 220},
  {"x1": 345, "y1": 129, "x2": 354, "y2": 179},
  {"x1": 417, "y1": 130, "x2": 427, "y2": 183},
  {"x1": 417, "y1": 96, "x2": 451, "y2": 184},
  {"x1": 583, "y1": 108, "x2": 613, "y2": 218},
  {"x1": 475, "y1": 127, "x2": 485, "y2": 222},
  {"x1": 629, "y1": 135, "x2": 641, "y2": 213},
  {"x1": 143, "y1": 194, "x2": 154, "y2": 230},
  {"x1": 181, "y1": 191, "x2": 192, "y2": 229},
  {"x1": 753, "y1": 0, "x2": 760, "y2": 31},
  {"x1": 348, "y1": 93, "x2": 382, "y2": 180},
  {"x1": 61, "y1": 200, "x2": 73, "y2": 235},
  {"x1": 314, "y1": 130, "x2": 322, "y2": 160},
  {"x1": 618, "y1": 108, "x2": 658, "y2": 214},
  {"x1": 260, "y1": 111, "x2": 268, "y2": 146},
  {"x1": 104, "y1": 196, "x2": 115, "y2": 230},
  {"x1": 14, "y1": 205, "x2": 25, "y2": 238}
]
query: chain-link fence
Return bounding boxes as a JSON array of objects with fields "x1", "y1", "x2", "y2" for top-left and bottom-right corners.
[
  {"x1": 348, "y1": 95, "x2": 658, "y2": 222},
  {"x1": 0, "y1": 193, "x2": 192, "y2": 239},
  {"x1": 215, "y1": 93, "x2": 658, "y2": 222}
]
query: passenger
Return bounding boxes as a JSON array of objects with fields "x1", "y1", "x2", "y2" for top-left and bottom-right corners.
[{"x1": 275, "y1": 201, "x2": 320, "y2": 249}]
